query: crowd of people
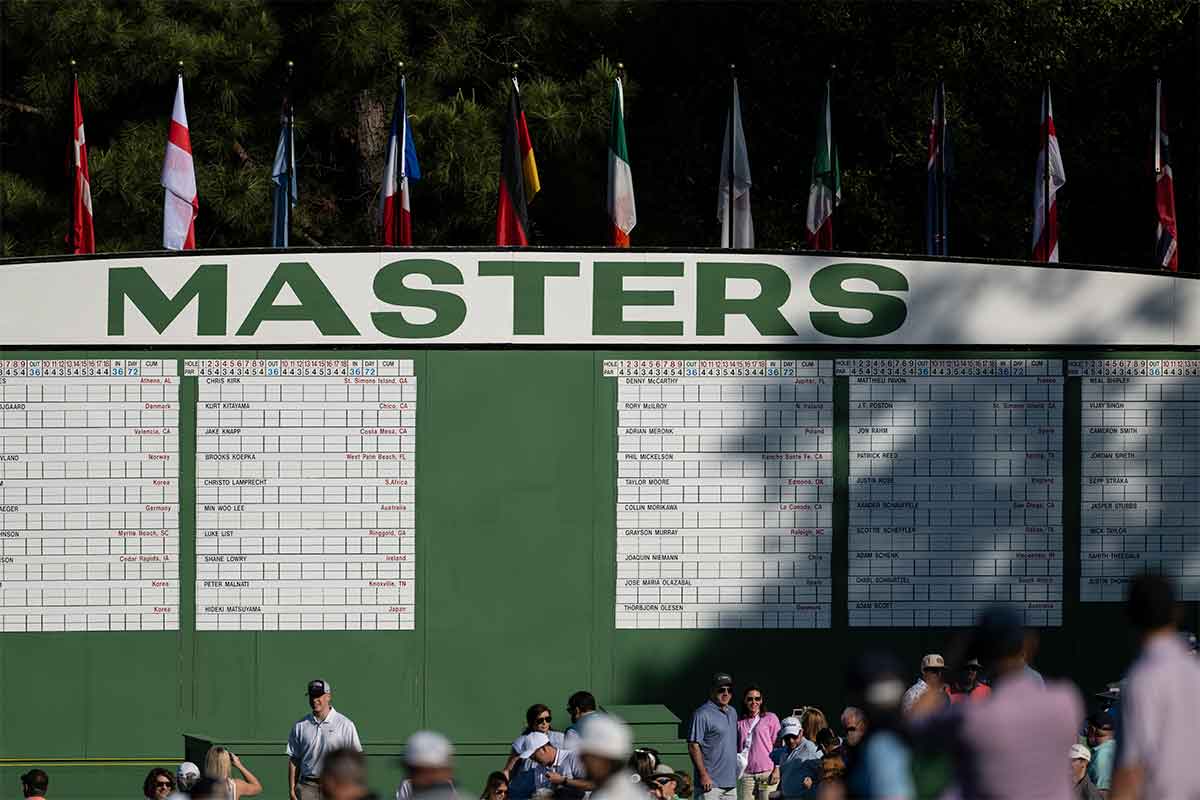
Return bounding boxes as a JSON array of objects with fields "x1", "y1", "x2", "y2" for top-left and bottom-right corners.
[{"x1": 17, "y1": 575, "x2": 1200, "y2": 800}]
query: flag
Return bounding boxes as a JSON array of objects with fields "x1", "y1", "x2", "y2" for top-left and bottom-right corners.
[
  {"x1": 1154, "y1": 78, "x2": 1178, "y2": 271},
  {"x1": 926, "y1": 82, "x2": 951, "y2": 256},
  {"x1": 496, "y1": 77, "x2": 540, "y2": 245},
  {"x1": 607, "y1": 75, "x2": 636, "y2": 247},
  {"x1": 380, "y1": 76, "x2": 421, "y2": 246},
  {"x1": 1032, "y1": 83, "x2": 1065, "y2": 263},
  {"x1": 271, "y1": 96, "x2": 297, "y2": 248},
  {"x1": 69, "y1": 76, "x2": 95, "y2": 254},
  {"x1": 161, "y1": 74, "x2": 198, "y2": 250},
  {"x1": 717, "y1": 76, "x2": 753, "y2": 248},
  {"x1": 806, "y1": 79, "x2": 841, "y2": 250}
]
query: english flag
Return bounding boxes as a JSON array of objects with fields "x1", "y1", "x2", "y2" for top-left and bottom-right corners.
[
  {"x1": 380, "y1": 76, "x2": 421, "y2": 246},
  {"x1": 1032, "y1": 84, "x2": 1065, "y2": 263},
  {"x1": 496, "y1": 77, "x2": 540, "y2": 245},
  {"x1": 1153, "y1": 78, "x2": 1178, "y2": 271},
  {"x1": 607, "y1": 74, "x2": 636, "y2": 247},
  {"x1": 161, "y1": 74, "x2": 198, "y2": 250},
  {"x1": 806, "y1": 78, "x2": 840, "y2": 250},
  {"x1": 717, "y1": 75, "x2": 753, "y2": 248},
  {"x1": 70, "y1": 76, "x2": 95, "y2": 254}
]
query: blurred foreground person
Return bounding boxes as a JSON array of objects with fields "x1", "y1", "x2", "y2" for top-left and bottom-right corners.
[
  {"x1": 174, "y1": 762, "x2": 201, "y2": 797},
  {"x1": 321, "y1": 748, "x2": 371, "y2": 800},
  {"x1": 396, "y1": 731, "x2": 457, "y2": 800},
  {"x1": 908, "y1": 606, "x2": 1082, "y2": 799},
  {"x1": 1069, "y1": 744, "x2": 1102, "y2": 800},
  {"x1": 480, "y1": 772, "x2": 509, "y2": 800},
  {"x1": 1085, "y1": 710, "x2": 1116, "y2": 793},
  {"x1": 842, "y1": 653, "x2": 914, "y2": 800},
  {"x1": 901, "y1": 655, "x2": 949, "y2": 715},
  {"x1": 20, "y1": 768, "x2": 48, "y2": 800},
  {"x1": 948, "y1": 659, "x2": 991, "y2": 705},
  {"x1": 1110, "y1": 574, "x2": 1200, "y2": 800},
  {"x1": 576, "y1": 715, "x2": 642, "y2": 800}
]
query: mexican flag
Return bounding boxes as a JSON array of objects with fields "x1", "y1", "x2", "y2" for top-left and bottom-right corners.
[{"x1": 806, "y1": 79, "x2": 840, "y2": 250}]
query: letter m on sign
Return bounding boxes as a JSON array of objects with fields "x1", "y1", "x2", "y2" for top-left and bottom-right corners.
[{"x1": 108, "y1": 265, "x2": 228, "y2": 336}]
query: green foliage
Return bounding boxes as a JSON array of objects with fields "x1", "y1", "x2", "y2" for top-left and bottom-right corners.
[{"x1": 0, "y1": 0, "x2": 1195, "y2": 269}]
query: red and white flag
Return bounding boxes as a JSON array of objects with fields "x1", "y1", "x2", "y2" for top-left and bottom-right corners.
[
  {"x1": 1032, "y1": 84, "x2": 1065, "y2": 263},
  {"x1": 1153, "y1": 78, "x2": 1178, "y2": 271},
  {"x1": 161, "y1": 74, "x2": 198, "y2": 250},
  {"x1": 70, "y1": 76, "x2": 95, "y2": 254}
]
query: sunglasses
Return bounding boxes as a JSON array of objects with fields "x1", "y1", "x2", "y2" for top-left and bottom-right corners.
[
  {"x1": 746, "y1": 696, "x2": 763, "y2": 702},
  {"x1": 654, "y1": 777, "x2": 676, "y2": 786},
  {"x1": 716, "y1": 686, "x2": 733, "y2": 694},
  {"x1": 155, "y1": 781, "x2": 174, "y2": 789},
  {"x1": 536, "y1": 716, "x2": 552, "y2": 724}
]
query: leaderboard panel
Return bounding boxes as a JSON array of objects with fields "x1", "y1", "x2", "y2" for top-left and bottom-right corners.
[
  {"x1": 840, "y1": 359, "x2": 1063, "y2": 627},
  {"x1": 0, "y1": 359, "x2": 179, "y2": 632},
  {"x1": 605, "y1": 359, "x2": 833, "y2": 629},
  {"x1": 187, "y1": 359, "x2": 416, "y2": 631},
  {"x1": 1073, "y1": 359, "x2": 1200, "y2": 602}
]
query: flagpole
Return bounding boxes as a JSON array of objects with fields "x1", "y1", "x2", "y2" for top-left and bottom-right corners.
[
  {"x1": 937, "y1": 78, "x2": 947, "y2": 256},
  {"x1": 1153, "y1": 66, "x2": 1161, "y2": 175},
  {"x1": 829, "y1": 63, "x2": 836, "y2": 251},
  {"x1": 285, "y1": 59, "x2": 294, "y2": 249},
  {"x1": 727, "y1": 63, "x2": 736, "y2": 249},
  {"x1": 1043, "y1": 74, "x2": 1050, "y2": 261},
  {"x1": 398, "y1": 60, "x2": 406, "y2": 246},
  {"x1": 67, "y1": 59, "x2": 77, "y2": 255}
]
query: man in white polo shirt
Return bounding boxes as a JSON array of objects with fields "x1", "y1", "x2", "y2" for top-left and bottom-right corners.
[{"x1": 288, "y1": 679, "x2": 363, "y2": 800}]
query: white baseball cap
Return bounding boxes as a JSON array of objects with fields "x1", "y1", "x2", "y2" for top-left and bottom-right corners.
[
  {"x1": 921, "y1": 654, "x2": 945, "y2": 670},
  {"x1": 1069, "y1": 744, "x2": 1092, "y2": 763},
  {"x1": 576, "y1": 714, "x2": 632, "y2": 760},
  {"x1": 779, "y1": 716, "x2": 802, "y2": 738},
  {"x1": 514, "y1": 731, "x2": 551, "y2": 759},
  {"x1": 176, "y1": 762, "x2": 200, "y2": 782},
  {"x1": 405, "y1": 730, "x2": 454, "y2": 768}
]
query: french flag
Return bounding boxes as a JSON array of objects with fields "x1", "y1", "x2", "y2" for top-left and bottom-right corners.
[
  {"x1": 380, "y1": 76, "x2": 420, "y2": 246},
  {"x1": 161, "y1": 73, "x2": 198, "y2": 250}
]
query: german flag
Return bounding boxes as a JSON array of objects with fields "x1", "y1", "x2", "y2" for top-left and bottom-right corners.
[{"x1": 496, "y1": 78, "x2": 540, "y2": 245}]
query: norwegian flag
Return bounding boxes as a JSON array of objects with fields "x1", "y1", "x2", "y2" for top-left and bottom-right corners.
[
  {"x1": 161, "y1": 73, "x2": 198, "y2": 250},
  {"x1": 1032, "y1": 83, "x2": 1065, "y2": 263},
  {"x1": 1154, "y1": 78, "x2": 1178, "y2": 271},
  {"x1": 69, "y1": 76, "x2": 95, "y2": 254},
  {"x1": 380, "y1": 76, "x2": 420, "y2": 246}
]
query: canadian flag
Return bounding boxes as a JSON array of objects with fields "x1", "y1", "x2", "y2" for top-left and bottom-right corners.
[
  {"x1": 161, "y1": 74, "x2": 198, "y2": 250},
  {"x1": 70, "y1": 77, "x2": 95, "y2": 254}
]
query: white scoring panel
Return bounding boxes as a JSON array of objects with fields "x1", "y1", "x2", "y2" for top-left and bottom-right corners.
[
  {"x1": 1, "y1": 359, "x2": 180, "y2": 632},
  {"x1": 841, "y1": 359, "x2": 1063, "y2": 627},
  {"x1": 1073, "y1": 360, "x2": 1200, "y2": 601},
  {"x1": 606, "y1": 359, "x2": 834, "y2": 629},
  {"x1": 187, "y1": 359, "x2": 416, "y2": 630}
]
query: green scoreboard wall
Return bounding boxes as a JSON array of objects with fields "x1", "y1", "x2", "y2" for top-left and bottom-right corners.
[{"x1": 0, "y1": 251, "x2": 1197, "y2": 799}]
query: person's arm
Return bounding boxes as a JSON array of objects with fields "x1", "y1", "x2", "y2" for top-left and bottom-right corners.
[
  {"x1": 688, "y1": 741, "x2": 712, "y2": 794},
  {"x1": 1108, "y1": 766, "x2": 1143, "y2": 800},
  {"x1": 350, "y1": 721, "x2": 363, "y2": 752},
  {"x1": 502, "y1": 749, "x2": 520, "y2": 778},
  {"x1": 287, "y1": 758, "x2": 299, "y2": 800},
  {"x1": 230, "y1": 752, "x2": 263, "y2": 797}
]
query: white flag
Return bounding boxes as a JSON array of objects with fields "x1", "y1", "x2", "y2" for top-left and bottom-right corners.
[{"x1": 717, "y1": 78, "x2": 753, "y2": 248}]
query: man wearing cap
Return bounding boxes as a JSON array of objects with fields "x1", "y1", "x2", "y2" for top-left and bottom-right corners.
[
  {"x1": 287, "y1": 679, "x2": 363, "y2": 800},
  {"x1": 509, "y1": 731, "x2": 589, "y2": 800},
  {"x1": 901, "y1": 654, "x2": 950, "y2": 714},
  {"x1": 167, "y1": 762, "x2": 200, "y2": 800},
  {"x1": 1086, "y1": 709, "x2": 1116, "y2": 794},
  {"x1": 576, "y1": 714, "x2": 643, "y2": 800},
  {"x1": 774, "y1": 717, "x2": 819, "y2": 799},
  {"x1": 20, "y1": 769, "x2": 48, "y2": 800},
  {"x1": 395, "y1": 731, "x2": 458, "y2": 800},
  {"x1": 1070, "y1": 744, "x2": 1102, "y2": 800},
  {"x1": 688, "y1": 673, "x2": 739, "y2": 800},
  {"x1": 949, "y1": 659, "x2": 991, "y2": 705}
]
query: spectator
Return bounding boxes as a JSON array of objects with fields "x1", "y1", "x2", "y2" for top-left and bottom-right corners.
[
  {"x1": 900, "y1": 655, "x2": 949, "y2": 714},
  {"x1": 948, "y1": 659, "x2": 991, "y2": 704},
  {"x1": 520, "y1": 730, "x2": 591, "y2": 799},
  {"x1": 575, "y1": 715, "x2": 641, "y2": 800},
  {"x1": 563, "y1": 692, "x2": 599, "y2": 750},
  {"x1": 774, "y1": 716, "x2": 819, "y2": 798},
  {"x1": 798, "y1": 709, "x2": 827, "y2": 751},
  {"x1": 190, "y1": 779, "x2": 226, "y2": 800},
  {"x1": 505, "y1": 705, "x2": 568, "y2": 786},
  {"x1": 1110, "y1": 574, "x2": 1200, "y2": 800},
  {"x1": 838, "y1": 709, "x2": 864, "y2": 749},
  {"x1": 203, "y1": 746, "x2": 263, "y2": 798},
  {"x1": 687, "y1": 672, "x2": 739, "y2": 800},
  {"x1": 736, "y1": 685, "x2": 781, "y2": 800},
  {"x1": 814, "y1": 730, "x2": 841, "y2": 759},
  {"x1": 908, "y1": 606, "x2": 1083, "y2": 800},
  {"x1": 287, "y1": 679, "x2": 363, "y2": 800},
  {"x1": 818, "y1": 753, "x2": 845, "y2": 784},
  {"x1": 321, "y1": 748, "x2": 371, "y2": 800},
  {"x1": 650, "y1": 764, "x2": 689, "y2": 800},
  {"x1": 630, "y1": 749, "x2": 658, "y2": 783},
  {"x1": 1070, "y1": 744, "x2": 1102, "y2": 800},
  {"x1": 397, "y1": 731, "x2": 457, "y2": 800},
  {"x1": 1086, "y1": 709, "x2": 1116, "y2": 794},
  {"x1": 143, "y1": 768, "x2": 175, "y2": 800},
  {"x1": 20, "y1": 769, "x2": 48, "y2": 800},
  {"x1": 843, "y1": 653, "x2": 914, "y2": 800},
  {"x1": 175, "y1": 763, "x2": 201, "y2": 794},
  {"x1": 480, "y1": 772, "x2": 509, "y2": 800}
]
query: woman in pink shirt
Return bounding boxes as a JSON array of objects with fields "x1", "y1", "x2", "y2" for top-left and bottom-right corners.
[{"x1": 736, "y1": 686, "x2": 781, "y2": 800}]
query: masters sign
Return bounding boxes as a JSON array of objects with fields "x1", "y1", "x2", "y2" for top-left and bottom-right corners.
[{"x1": 0, "y1": 251, "x2": 1195, "y2": 345}]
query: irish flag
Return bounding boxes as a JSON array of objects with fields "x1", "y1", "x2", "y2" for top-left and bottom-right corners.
[
  {"x1": 806, "y1": 78, "x2": 840, "y2": 250},
  {"x1": 607, "y1": 74, "x2": 636, "y2": 247}
]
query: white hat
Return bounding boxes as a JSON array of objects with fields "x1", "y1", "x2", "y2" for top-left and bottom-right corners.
[
  {"x1": 779, "y1": 716, "x2": 802, "y2": 738},
  {"x1": 921, "y1": 654, "x2": 945, "y2": 670},
  {"x1": 405, "y1": 730, "x2": 454, "y2": 768},
  {"x1": 1069, "y1": 744, "x2": 1092, "y2": 763},
  {"x1": 577, "y1": 714, "x2": 633, "y2": 760},
  {"x1": 514, "y1": 731, "x2": 551, "y2": 759},
  {"x1": 176, "y1": 762, "x2": 200, "y2": 782}
]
